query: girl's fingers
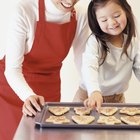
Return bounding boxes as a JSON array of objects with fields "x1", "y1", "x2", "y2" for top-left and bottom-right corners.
[
  {"x1": 84, "y1": 99, "x2": 96, "y2": 109},
  {"x1": 84, "y1": 99, "x2": 89, "y2": 107},
  {"x1": 96, "y1": 97, "x2": 103, "y2": 112},
  {"x1": 96, "y1": 100, "x2": 102, "y2": 113}
]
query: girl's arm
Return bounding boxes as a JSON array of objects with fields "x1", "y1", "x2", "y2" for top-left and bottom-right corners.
[{"x1": 82, "y1": 35, "x2": 103, "y2": 109}]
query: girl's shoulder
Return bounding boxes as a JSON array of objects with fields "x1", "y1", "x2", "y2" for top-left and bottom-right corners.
[
  {"x1": 87, "y1": 34, "x2": 99, "y2": 46},
  {"x1": 128, "y1": 35, "x2": 140, "y2": 58},
  {"x1": 123, "y1": 34, "x2": 140, "y2": 49},
  {"x1": 85, "y1": 34, "x2": 100, "y2": 53},
  {"x1": 130, "y1": 36, "x2": 140, "y2": 49}
]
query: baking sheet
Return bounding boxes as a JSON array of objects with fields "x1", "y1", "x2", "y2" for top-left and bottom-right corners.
[{"x1": 35, "y1": 102, "x2": 140, "y2": 129}]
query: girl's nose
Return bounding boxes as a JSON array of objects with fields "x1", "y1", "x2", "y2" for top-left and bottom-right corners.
[{"x1": 109, "y1": 18, "x2": 117, "y2": 27}]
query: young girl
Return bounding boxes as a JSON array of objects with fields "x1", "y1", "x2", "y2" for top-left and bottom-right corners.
[{"x1": 73, "y1": 0, "x2": 140, "y2": 110}]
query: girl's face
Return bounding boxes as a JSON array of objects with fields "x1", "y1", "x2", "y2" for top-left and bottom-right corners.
[
  {"x1": 52, "y1": 0, "x2": 79, "y2": 12},
  {"x1": 95, "y1": 1, "x2": 127, "y2": 36}
]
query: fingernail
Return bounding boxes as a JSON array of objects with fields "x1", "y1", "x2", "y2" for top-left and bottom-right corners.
[
  {"x1": 38, "y1": 107, "x2": 41, "y2": 112},
  {"x1": 97, "y1": 108, "x2": 100, "y2": 113}
]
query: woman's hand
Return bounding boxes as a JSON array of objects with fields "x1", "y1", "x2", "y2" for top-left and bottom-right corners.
[
  {"x1": 84, "y1": 91, "x2": 103, "y2": 112},
  {"x1": 22, "y1": 95, "x2": 45, "y2": 116}
]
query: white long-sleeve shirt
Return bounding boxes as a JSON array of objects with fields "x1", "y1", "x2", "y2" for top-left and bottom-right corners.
[
  {"x1": 81, "y1": 34, "x2": 140, "y2": 96},
  {"x1": 2, "y1": 0, "x2": 90, "y2": 101}
]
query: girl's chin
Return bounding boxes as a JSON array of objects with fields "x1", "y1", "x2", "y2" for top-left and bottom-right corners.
[{"x1": 108, "y1": 31, "x2": 122, "y2": 36}]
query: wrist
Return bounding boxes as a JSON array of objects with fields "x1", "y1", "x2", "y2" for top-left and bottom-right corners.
[{"x1": 90, "y1": 90, "x2": 102, "y2": 97}]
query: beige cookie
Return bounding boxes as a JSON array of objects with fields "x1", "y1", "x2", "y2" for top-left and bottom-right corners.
[
  {"x1": 74, "y1": 107, "x2": 92, "y2": 115},
  {"x1": 46, "y1": 116, "x2": 70, "y2": 124},
  {"x1": 120, "y1": 107, "x2": 140, "y2": 116},
  {"x1": 72, "y1": 115, "x2": 95, "y2": 124},
  {"x1": 97, "y1": 116, "x2": 121, "y2": 125},
  {"x1": 48, "y1": 106, "x2": 70, "y2": 116},
  {"x1": 121, "y1": 116, "x2": 140, "y2": 125},
  {"x1": 100, "y1": 107, "x2": 118, "y2": 116}
]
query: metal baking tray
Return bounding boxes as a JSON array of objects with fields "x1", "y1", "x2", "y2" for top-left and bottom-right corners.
[{"x1": 35, "y1": 102, "x2": 140, "y2": 129}]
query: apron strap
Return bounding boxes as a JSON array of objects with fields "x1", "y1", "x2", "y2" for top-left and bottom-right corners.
[{"x1": 39, "y1": 0, "x2": 45, "y2": 21}]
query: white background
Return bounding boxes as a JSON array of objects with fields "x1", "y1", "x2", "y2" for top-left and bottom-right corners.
[{"x1": 0, "y1": 0, "x2": 140, "y2": 103}]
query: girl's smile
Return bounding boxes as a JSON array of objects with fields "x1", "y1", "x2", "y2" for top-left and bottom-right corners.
[{"x1": 96, "y1": 1, "x2": 127, "y2": 36}]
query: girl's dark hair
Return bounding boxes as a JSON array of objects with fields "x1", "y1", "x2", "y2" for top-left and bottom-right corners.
[{"x1": 88, "y1": 0, "x2": 136, "y2": 64}]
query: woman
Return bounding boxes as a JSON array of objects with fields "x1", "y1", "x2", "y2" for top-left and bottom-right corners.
[{"x1": 0, "y1": 0, "x2": 90, "y2": 139}]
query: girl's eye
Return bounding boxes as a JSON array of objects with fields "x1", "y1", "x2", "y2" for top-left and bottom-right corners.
[
  {"x1": 101, "y1": 19, "x2": 107, "y2": 22},
  {"x1": 114, "y1": 15, "x2": 120, "y2": 18}
]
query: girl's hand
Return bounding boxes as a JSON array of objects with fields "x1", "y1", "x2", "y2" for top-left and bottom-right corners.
[
  {"x1": 84, "y1": 91, "x2": 103, "y2": 112},
  {"x1": 22, "y1": 95, "x2": 45, "y2": 116}
]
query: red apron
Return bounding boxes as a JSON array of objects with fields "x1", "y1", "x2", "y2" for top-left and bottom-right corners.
[{"x1": 0, "y1": 0, "x2": 77, "y2": 139}]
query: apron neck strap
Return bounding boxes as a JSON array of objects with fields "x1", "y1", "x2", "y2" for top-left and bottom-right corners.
[{"x1": 39, "y1": 0, "x2": 45, "y2": 21}]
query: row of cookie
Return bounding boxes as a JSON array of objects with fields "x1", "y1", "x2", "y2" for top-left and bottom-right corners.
[
  {"x1": 46, "y1": 115, "x2": 140, "y2": 125},
  {"x1": 47, "y1": 106, "x2": 140, "y2": 116}
]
